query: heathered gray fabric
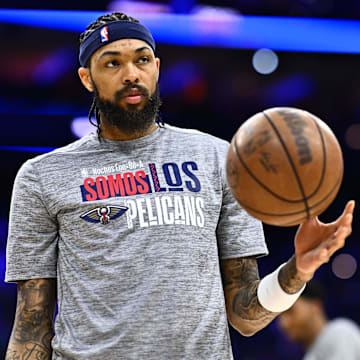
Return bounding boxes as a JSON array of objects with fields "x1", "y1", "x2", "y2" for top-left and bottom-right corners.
[
  {"x1": 6, "y1": 124, "x2": 268, "y2": 360},
  {"x1": 304, "y1": 318, "x2": 360, "y2": 360}
]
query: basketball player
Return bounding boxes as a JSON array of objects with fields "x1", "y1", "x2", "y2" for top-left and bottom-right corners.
[
  {"x1": 5, "y1": 12, "x2": 354, "y2": 360},
  {"x1": 278, "y1": 280, "x2": 360, "y2": 359}
]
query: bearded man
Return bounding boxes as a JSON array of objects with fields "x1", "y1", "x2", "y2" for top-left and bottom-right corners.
[{"x1": 5, "y1": 12, "x2": 354, "y2": 360}]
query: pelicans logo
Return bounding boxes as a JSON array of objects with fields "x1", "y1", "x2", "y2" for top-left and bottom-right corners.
[{"x1": 80, "y1": 206, "x2": 128, "y2": 225}]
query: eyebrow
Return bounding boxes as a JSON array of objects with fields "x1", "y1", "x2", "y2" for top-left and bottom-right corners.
[
  {"x1": 98, "y1": 46, "x2": 152, "y2": 61},
  {"x1": 135, "y1": 46, "x2": 152, "y2": 53}
]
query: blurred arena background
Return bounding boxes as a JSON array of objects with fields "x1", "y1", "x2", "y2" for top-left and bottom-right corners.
[{"x1": 1, "y1": 1, "x2": 360, "y2": 359}]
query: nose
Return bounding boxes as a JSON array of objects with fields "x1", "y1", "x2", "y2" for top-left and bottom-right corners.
[{"x1": 122, "y1": 63, "x2": 139, "y2": 85}]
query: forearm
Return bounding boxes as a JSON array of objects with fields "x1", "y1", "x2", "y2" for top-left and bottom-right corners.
[
  {"x1": 228, "y1": 278, "x2": 278, "y2": 336},
  {"x1": 6, "y1": 330, "x2": 53, "y2": 360},
  {"x1": 222, "y1": 256, "x2": 306, "y2": 336},
  {"x1": 278, "y1": 255, "x2": 307, "y2": 293},
  {"x1": 6, "y1": 279, "x2": 56, "y2": 360}
]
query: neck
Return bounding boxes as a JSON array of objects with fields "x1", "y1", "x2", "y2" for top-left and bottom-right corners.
[{"x1": 99, "y1": 116, "x2": 158, "y2": 141}]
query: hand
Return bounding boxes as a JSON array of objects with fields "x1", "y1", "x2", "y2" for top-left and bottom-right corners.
[{"x1": 294, "y1": 200, "x2": 355, "y2": 281}]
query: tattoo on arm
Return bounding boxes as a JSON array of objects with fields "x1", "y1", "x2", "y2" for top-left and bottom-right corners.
[
  {"x1": 221, "y1": 256, "x2": 306, "y2": 335},
  {"x1": 278, "y1": 255, "x2": 306, "y2": 294},
  {"x1": 6, "y1": 278, "x2": 56, "y2": 360},
  {"x1": 221, "y1": 257, "x2": 278, "y2": 334}
]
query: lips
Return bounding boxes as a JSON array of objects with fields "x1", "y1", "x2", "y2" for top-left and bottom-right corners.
[
  {"x1": 123, "y1": 88, "x2": 144, "y2": 104},
  {"x1": 125, "y1": 95, "x2": 142, "y2": 104}
]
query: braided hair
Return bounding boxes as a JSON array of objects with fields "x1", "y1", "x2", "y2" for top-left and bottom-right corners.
[{"x1": 79, "y1": 12, "x2": 140, "y2": 49}]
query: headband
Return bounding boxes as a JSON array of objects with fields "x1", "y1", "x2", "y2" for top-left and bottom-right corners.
[{"x1": 79, "y1": 20, "x2": 156, "y2": 67}]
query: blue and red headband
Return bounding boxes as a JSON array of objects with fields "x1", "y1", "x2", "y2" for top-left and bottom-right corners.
[{"x1": 79, "y1": 20, "x2": 156, "y2": 67}]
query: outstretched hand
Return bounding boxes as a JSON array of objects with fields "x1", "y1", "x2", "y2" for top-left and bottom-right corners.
[{"x1": 294, "y1": 200, "x2": 355, "y2": 281}]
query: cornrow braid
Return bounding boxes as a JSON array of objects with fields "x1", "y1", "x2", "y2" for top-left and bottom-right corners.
[{"x1": 79, "y1": 12, "x2": 139, "y2": 47}]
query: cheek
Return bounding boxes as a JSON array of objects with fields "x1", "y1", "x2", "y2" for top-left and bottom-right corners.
[
  {"x1": 150, "y1": 76, "x2": 159, "y2": 95},
  {"x1": 147, "y1": 66, "x2": 159, "y2": 91},
  {"x1": 95, "y1": 80, "x2": 117, "y2": 100}
]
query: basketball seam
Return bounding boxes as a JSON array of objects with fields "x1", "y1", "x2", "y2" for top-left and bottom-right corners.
[
  {"x1": 232, "y1": 113, "x2": 332, "y2": 204},
  {"x1": 263, "y1": 111, "x2": 310, "y2": 219},
  {"x1": 233, "y1": 136, "x2": 307, "y2": 203},
  {"x1": 303, "y1": 113, "x2": 327, "y2": 199},
  {"x1": 238, "y1": 170, "x2": 342, "y2": 218}
]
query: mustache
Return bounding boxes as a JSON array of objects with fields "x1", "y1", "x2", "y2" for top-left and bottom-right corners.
[{"x1": 114, "y1": 84, "x2": 150, "y2": 102}]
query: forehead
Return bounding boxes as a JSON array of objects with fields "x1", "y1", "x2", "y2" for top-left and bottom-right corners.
[{"x1": 92, "y1": 38, "x2": 152, "y2": 61}]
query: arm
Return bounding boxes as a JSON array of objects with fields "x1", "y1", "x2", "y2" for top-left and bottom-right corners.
[
  {"x1": 6, "y1": 278, "x2": 57, "y2": 360},
  {"x1": 221, "y1": 200, "x2": 354, "y2": 337},
  {"x1": 221, "y1": 255, "x2": 303, "y2": 336}
]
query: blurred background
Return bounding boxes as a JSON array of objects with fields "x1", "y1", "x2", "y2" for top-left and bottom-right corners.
[{"x1": 1, "y1": 1, "x2": 360, "y2": 359}]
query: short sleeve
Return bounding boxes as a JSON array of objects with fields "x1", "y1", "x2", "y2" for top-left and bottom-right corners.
[
  {"x1": 216, "y1": 163, "x2": 268, "y2": 260},
  {"x1": 5, "y1": 159, "x2": 58, "y2": 282}
]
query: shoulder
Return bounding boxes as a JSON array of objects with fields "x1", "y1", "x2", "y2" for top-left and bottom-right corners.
[
  {"x1": 17, "y1": 133, "x2": 97, "y2": 173},
  {"x1": 307, "y1": 318, "x2": 360, "y2": 358},
  {"x1": 326, "y1": 318, "x2": 360, "y2": 336},
  {"x1": 36, "y1": 132, "x2": 97, "y2": 159},
  {"x1": 310, "y1": 318, "x2": 360, "y2": 353},
  {"x1": 163, "y1": 124, "x2": 230, "y2": 153}
]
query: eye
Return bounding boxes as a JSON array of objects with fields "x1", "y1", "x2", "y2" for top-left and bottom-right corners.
[
  {"x1": 138, "y1": 56, "x2": 149, "y2": 64},
  {"x1": 105, "y1": 60, "x2": 119, "y2": 68}
]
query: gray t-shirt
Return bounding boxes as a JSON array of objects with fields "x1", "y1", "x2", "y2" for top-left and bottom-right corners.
[
  {"x1": 304, "y1": 318, "x2": 360, "y2": 360},
  {"x1": 6, "y1": 125, "x2": 268, "y2": 360}
]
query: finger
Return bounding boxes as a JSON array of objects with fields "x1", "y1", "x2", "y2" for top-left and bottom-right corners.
[
  {"x1": 299, "y1": 246, "x2": 330, "y2": 272},
  {"x1": 336, "y1": 212, "x2": 353, "y2": 238},
  {"x1": 335, "y1": 200, "x2": 355, "y2": 226},
  {"x1": 313, "y1": 242, "x2": 337, "y2": 265},
  {"x1": 344, "y1": 200, "x2": 355, "y2": 214},
  {"x1": 319, "y1": 248, "x2": 330, "y2": 263},
  {"x1": 332, "y1": 212, "x2": 353, "y2": 236},
  {"x1": 323, "y1": 216, "x2": 353, "y2": 258}
]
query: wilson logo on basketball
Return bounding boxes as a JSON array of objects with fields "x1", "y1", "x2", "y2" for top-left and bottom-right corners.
[{"x1": 278, "y1": 109, "x2": 313, "y2": 165}]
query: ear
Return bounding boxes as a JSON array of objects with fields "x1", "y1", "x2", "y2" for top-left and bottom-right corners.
[
  {"x1": 78, "y1": 67, "x2": 94, "y2": 92},
  {"x1": 155, "y1": 57, "x2": 160, "y2": 81}
]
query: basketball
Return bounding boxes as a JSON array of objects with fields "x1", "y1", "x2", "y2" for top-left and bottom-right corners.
[{"x1": 226, "y1": 107, "x2": 343, "y2": 226}]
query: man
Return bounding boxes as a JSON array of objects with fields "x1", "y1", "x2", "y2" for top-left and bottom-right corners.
[
  {"x1": 5, "y1": 12, "x2": 354, "y2": 360},
  {"x1": 278, "y1": 280, "x2": 360, "y2": 359}
]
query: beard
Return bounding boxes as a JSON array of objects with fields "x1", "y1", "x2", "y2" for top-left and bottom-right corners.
[{"x1": 92, "y1": 81, "x2": 162, "y2": 135}]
